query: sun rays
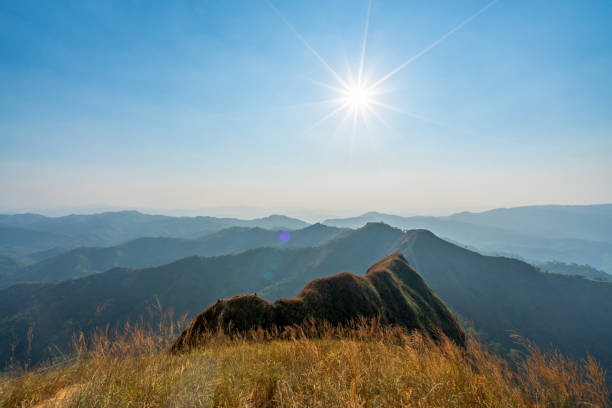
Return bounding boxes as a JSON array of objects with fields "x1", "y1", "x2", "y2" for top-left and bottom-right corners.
[{"x1": 267, "y1": 0, "x2": 499, "y2": 137}]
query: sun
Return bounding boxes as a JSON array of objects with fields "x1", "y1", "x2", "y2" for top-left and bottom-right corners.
[
  {"x1": 343, "y1": 85, "x2": 372, "y2": 110},
  {"x1": 268, "y1": 0, "x2": 499, "y2": 134}
]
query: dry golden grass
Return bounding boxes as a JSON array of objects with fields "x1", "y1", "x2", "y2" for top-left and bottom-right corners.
[{"x1": 0, "y1": 316, "x2": 609, "y2": 408}]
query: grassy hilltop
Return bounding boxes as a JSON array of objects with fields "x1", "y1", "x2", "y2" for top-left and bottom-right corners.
[{"x1": 0, "y1": 319, "x2": 609, "y2": 407}]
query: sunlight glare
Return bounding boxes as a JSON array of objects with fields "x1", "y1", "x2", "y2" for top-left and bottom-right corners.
[{"x1": 268, "y1": 0, "x2": 498, "y2": 133}]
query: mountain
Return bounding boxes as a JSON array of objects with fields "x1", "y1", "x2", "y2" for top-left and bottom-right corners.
[
  {"x1": 1, "y1": 223, "x2": 611, "y2": 378},
  {"x1": 324, "y1": 211, "x2": 415, "y2": 228},
  {"x1": 0, "y1": 255, "x2": 23, "y2": 279},
  {"x1": 0, "y1": 224, "x2": 346, "y2": 288},
  {"x1": 450, "y1": 204, "x2": 612, "y2": 243},
  {"x1": 0, "y1": 211, "x2": 309, "y2": 254},
  {"x1": 323, "y1": 210, "x2": 612, "y2": 272},
  {"x1": 172, "y1": 253, "x2": 466, "y2": 352},
  {"x1": 536, "y1": 261, "x2": 612, "y2": 281},
  {"x1": 0, "y1": 226, "x2": 72, "y2": 257},
  {"x1": 243, "y1": 214, "x2": 309, "y2": 230}
]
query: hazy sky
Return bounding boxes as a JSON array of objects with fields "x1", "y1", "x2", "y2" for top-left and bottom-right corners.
[{"x1": 1, "y1": 0, "x2": 611, "y2": 217}]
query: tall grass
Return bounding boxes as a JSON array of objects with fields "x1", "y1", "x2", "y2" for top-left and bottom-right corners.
[{"x1": 0, "y1": 316, "x2": 609, "y2": 407}]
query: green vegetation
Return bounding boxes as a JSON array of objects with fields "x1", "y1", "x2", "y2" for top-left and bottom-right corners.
[{"x1": 1, "y1": 318, "x2": 608, "y2": 407}]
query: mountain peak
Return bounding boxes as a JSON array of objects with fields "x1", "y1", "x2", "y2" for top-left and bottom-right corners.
[
  {"x1": 250, "y1": 214, "x2": 309, "y2": 230},
  {"x1": 257, "y1": 214, "x2": 295, "y2": 221},
  {"x1": 360, "y1": 221, "x2": 398, "y2": 231},
  {"x1": 361, "y1": 211, "x2": 386, "y2": 217},
  {"x1": 366, "y1": 252, "x2": 408, "y2": 272},
  {"x1": 299, "y1": 222, "x2": 334, "y2": 231}
]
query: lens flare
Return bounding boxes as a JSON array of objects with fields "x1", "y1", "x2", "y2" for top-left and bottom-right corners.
[{"x1": 279, "y1": 231, "x2": 291, "y2": 242}]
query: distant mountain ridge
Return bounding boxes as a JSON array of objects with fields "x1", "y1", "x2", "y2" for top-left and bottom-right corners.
[
  {"x1": 449, "y1": 204, "x2": 612, "y2": 243},
  {"x1": 536, "y1": 261, "x2": 612, "y2": 281},
  {"x1": 323, "y1": 205, "x2": 612, "y2": 272},
  {"x1": 0, "y1": 224, "x2": 346, "y2": 288},
  {"x1": 2, "y1": 205, "x2": 611, "y2": 273},
  {"x1": 2, "y1": 223, "x2": 611, "y2": 378},
  {"x1": 172, "y1": 253, "x2": 466, "y2": 352},
  {"x1": 0, "y1": 211, "x2": 310, "y2": 256}
]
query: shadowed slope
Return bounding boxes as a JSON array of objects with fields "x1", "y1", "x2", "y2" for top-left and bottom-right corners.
[{"x1": 171, "y1": 253, "x2": 465, "y2": 351}]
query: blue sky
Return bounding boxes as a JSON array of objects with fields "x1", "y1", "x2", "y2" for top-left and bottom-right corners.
[{"x1": 1, "y1": 0, "x2": 611, "y2": 218}]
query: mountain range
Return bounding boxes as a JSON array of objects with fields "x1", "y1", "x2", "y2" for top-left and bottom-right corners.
[
  {"x1": 2, "y1": 204, "x2": 610, "y2": 273},
  {"x1": 0, "y1": 224, "x2": 346, "y2": 289},
  {"x1": 449, "y1": 204, "x2": 612, "y2": 243},
  {"x1": 2, "y1": 223, "x2": 610, "y2": 379},
  {"x1": 0, "y1": 211, "x2": 308, "y2": 257},
  {"x1": 323, "y1": 205, "x2": 612, "y2": 272}
]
